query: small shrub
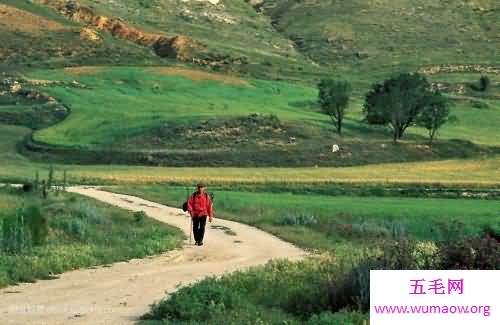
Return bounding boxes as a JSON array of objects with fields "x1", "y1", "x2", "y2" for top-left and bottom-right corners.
[
  {"x1": 70, "y1": 202, "x2": 108, "y2": 225},
  {"x1": 61, "y1": 218, "x2": 88, "y2": 240},
  {"x1": 438, "y1": 232, "x2": 499, "y2": 269},
  {"x1": 134, "y1": 211, "x2": 147, "y2": 224},
  {"x1": 1, "y1": 208, "x2": 32, "y2": 254},
  {"x1": 22, "y1": 183, "x2": 34, "y2": 193},
  {"x1": 279, "y1": 213, "x2": 318, "y2": 226},
  {"x1": 25, "y1": 204, "x2": 48, "y2": 246},
  {"x1": 326, "y1": 239, "x2": 438, "y2": 313},
  {"x1": 479, "y1": 75, "x2": 490, "y2": 91},
  {"x1": 144, "y1": 279, "x2": 244, "y2": 321},
  {"x1": 471, "y1": 100, "x2": 489, "y2": 109}
]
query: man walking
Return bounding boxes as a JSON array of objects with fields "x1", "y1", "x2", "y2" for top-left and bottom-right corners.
[{"x1": 187, "y1": 183, "x2": 213, "y2": 246}]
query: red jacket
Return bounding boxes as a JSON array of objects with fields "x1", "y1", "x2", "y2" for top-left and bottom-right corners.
[{"x1": 187, "y1": 192, "x2": 213, "y2": 218}]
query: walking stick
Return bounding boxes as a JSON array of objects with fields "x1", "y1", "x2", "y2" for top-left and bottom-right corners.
[
  {"x1": 186, "y1": 187, "x2": 192, "y2": 245},
  {"x1": 189, "y1": 217, "x2": 192, "y2": 245}
]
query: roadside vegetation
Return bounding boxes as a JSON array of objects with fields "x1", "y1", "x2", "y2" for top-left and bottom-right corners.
[
  {"x1": 119, "y1": 186, "x2": 498, "y2": 324},
  {"x1": 0, "y1": 184, "x2": 183, "y2": 288}
]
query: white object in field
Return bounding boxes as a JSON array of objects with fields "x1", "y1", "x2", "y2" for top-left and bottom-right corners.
[{"x1": 332, "y1": 144, "x2": 340, "y2": 153}]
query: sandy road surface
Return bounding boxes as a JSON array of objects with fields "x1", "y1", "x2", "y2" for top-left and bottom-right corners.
[{"x1": 0, "y1": 186, "x2": 305, "y2": 325}]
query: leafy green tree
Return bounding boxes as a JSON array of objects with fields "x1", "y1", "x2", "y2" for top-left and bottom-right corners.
[
  {"x1": 318, "y1": 79, "x2": 351, "y2": 135},
  {"x1": 416, "y1": 91, "x2": 450, "y2": 144},
  {"x1": 364, "y1": 73, "x2": 433, "y2": 142}
]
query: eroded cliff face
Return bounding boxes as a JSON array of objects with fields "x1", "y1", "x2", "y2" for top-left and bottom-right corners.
[{"x1": 35, "y1": 0, "x2": 203, "y2": 61}]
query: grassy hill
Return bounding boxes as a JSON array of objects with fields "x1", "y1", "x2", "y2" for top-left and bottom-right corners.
[
  {"x1": 4, "y1": 66, "x2": 496, "y2": 167},
  {"x1": 260, "y1": 0, "x2": 499, "y2": 74},
  {"x1": 0, "y1": 0, "x2": 498, "y2": 175},
  {"x1": 2, "y1": 0, "x2": 498, "y2": 82}
]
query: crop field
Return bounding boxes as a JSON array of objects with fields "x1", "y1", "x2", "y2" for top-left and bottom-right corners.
[{"x1": 109, "y1": 185, "x2": 500, "y2": 251}]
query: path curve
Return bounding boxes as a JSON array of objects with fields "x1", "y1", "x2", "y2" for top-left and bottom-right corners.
[{"x1": 0, "y1": 187, "x2": 305, "y2": 325}]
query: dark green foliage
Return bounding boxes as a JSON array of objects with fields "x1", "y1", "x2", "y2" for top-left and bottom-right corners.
[
  {"x1": 34, "y1": 171, "x2": 39, "y2": 191},
  {"x1": 0, "y1": 204, "x2": 48, "y2": 253},
  {"x1": 326, "y1": 239, "x2": 428, "y2": 313},
  {"x1": 22, "y1": 182, "x2": 34, "y2": 193},
  {"x1": 144, "y1": 280, "x2": 244, "y2": 321},
  {"x1": 317, "y1": 79, "x2": 351, "y2": 134},
  {"x1": 62, "y1": 170, "x2": 67, "y2": 191},
  {"x1": 438, "y1": 232, "x2": 499, "y2": 270},
  {"x1": 1, "y1": 208, "x2": 32, "y2": 254},
  {"x1": 134, "y1": 211, "x2": 147, "y2": 224},
  {"x1": 364, "y1": 73, "x2": 433, "y2": 142},
  {"x1": 47, "y1": 165, "x2": 54, "y2": 190},
  {"x1": 416, "y1": 91, "x2": 450, "y2": 144},
  {"x1": 479, "y1": 75, "x2": 490, "y2": 91},
  {"x1": 306, "y1": 311, "x2": 367, "y2": 325},
  {"x1": 61, "y1": 218, "x2": 88, "y2": 240},
  {"x1": 143, "y1": 258, "x2": 338, "y2": 323},
  {"x1": 25, "y1": 204, "x2": 48, "y2": 246}
]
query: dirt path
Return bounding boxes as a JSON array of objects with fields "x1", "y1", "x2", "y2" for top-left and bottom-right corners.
[{"x1": 0, "y1": 187, "x2": 305, "y2": 325}]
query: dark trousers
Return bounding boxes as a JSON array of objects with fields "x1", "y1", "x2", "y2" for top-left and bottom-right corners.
[{"x1": 192, "y1": 216, "x2": 207, "y2": 243}]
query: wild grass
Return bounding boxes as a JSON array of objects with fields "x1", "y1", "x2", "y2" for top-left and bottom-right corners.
[{"x1": 0, "y1": 187, "x2": 183, "y2": 288}]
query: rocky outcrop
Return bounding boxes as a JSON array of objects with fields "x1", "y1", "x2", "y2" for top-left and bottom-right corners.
[
  {"x1": 153, "y1": 36, "x2": 200, "y2": 61},
  {"x1": 419, "y1": 65, "x2": 500, "y2": 75},
  {"x1": 79, "y1": 27, "x2": 102, "y2": 43},
  {"x1": 36, "y1": 0, "x2": 203, "y2": 60}
]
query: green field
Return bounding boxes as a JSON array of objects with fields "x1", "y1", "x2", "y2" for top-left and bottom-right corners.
[
  {"x1": 23, "y1": 66, "x2": 500, "y2": 145},
  {"x1": 117, "y1": 185, "x2": 498, "y2": 324},
  {"x1": 109, "y1": 185, "x2": 500, "y2": 251},
  {"x1": 0, "y1": 66, "x2": 495, "y2": 169}
]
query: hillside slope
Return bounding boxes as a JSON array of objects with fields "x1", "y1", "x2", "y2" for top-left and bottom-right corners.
[
  {"x1": 3, "y1": 0, "x2": 497, "y2": 83},
  {"x1": 259, "y1": 0, "x2": 499, "y2": 78}
]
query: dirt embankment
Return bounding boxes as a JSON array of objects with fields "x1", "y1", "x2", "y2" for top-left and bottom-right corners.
[
  {"x1": 35, "y1": 0, "x2": 202, "y2": 61},
  {"x1": 0, "y1": 4, "x2": 65, "y2": 33}
]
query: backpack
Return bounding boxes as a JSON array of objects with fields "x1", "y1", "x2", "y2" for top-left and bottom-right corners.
[{"x1": 182, "y1": 192, "x2": 213, "y2": 212}]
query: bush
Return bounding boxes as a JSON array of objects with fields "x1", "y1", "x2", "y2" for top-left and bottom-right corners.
[
  {"x1": 438, "y1": 232, "x2": 499, "y2": 269},
  {"x1": 22, "y1": 183, "x2": 34, "y2": 193},
  {"x1": 479, "y1": 75, "x2": 490, "y2": 91},
  {"x1": 0, "y1": 204, "x2": 48, "y2": 253},
  {"x1": 133, "y1": 211, "x2": 147, "y2": 224},
  {"x1": 25, "y1": 205, "x2": 48, "y2": 246},
  {"x1": 1, "y1": 208, "x2": 32, "y2": 254},
  {"x1": 70, "y1": 202, "x2": 108, "y2": 225},
  {"x1": 61, "y1": 218, "x2": 88, "y2": 240},
  {"x1": 144, "y1": 279, "x2": 244, "y2": 321},
  {"x1": 327, "y1": 239, "x2": 439, "y2": 313}
]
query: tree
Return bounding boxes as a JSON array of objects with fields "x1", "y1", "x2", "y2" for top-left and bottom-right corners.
[
  {"x1": 364, "y1": 73, "x2": 433, "y2": 142},
  {"x1": 318, "y1": 79, "x2": 351, "y2": 135},
  {"x1": 416, "y1": 91, "x2": 450, "y2": 145}
]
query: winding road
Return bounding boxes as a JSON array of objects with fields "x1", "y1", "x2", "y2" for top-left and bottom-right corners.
[{"x1": 0, "y1": 187, "x2": 305, "y2": 325}]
